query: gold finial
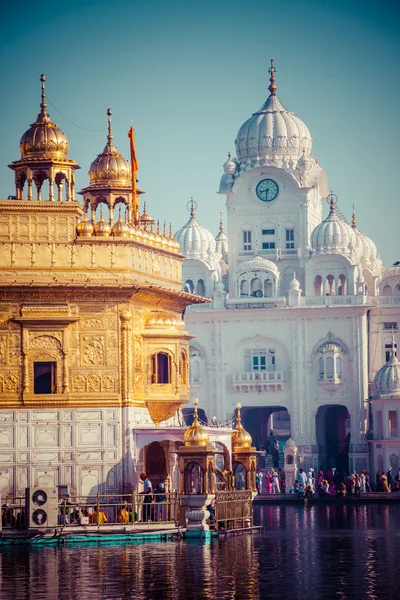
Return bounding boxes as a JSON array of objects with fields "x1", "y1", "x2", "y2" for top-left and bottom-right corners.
[
  {"x1": 183, "y1": 398, "x2": 210, "y2": 447},
  {"x1": 107, "y1": 108, "x2": 113, "y2": 143},
  {"x1": 39, "y1": 74, "x2": 47, "y2": 115},
  {"x1": 219, "y1": 211, "x2": 224, "y2": 232},
  {"x1": 328, "y1": 190, "x2": 337, "y2": 214},
  {"x1": 268, "y1": 59, "x2": 277, "y2": 96},
  {"x1": 228, "y1": 151, "x2": 231, "y2": 160},
  {"x1": 99, "y1": 206, "x2": 104, "y2": 220},
  {"x1": 187, "y1": 196, "x2": 197, "y2": 219},
  {"x1": 351, "y1": 204, "x2": 357, "y2": 229},
  {"x1": 163, "y1": 221, "x2": 167, "y2": 235},
  {"x1": 117, "y1": 206, "x2": 122, "y2": 221},
  {"x1": 157, "y1": 219, "x2": 160, "y2": 234}
]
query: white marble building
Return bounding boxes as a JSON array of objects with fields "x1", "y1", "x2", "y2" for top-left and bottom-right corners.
[{"x1": 176, "y1": 62, "x2": 400, "y2": 475}]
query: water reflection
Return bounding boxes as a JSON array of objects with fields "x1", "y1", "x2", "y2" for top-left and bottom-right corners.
[{"x1": 0, "y1": 505, "x2": 399, "y2": 600}]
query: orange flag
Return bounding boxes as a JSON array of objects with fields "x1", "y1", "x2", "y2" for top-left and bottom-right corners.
[{"x1": 128, "y1": 127, "x2": 139, "y2": 225}]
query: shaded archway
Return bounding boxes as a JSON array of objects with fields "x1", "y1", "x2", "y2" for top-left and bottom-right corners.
[
  {"x1": 240, "y1": 406, "x2": 291, "y2": 450},
  {"x1": 316, "y1": 405, "x2": 350, "y2": 474},
  {"x1": 145, "y1": 441, "x2": 167, "y2": 486}
]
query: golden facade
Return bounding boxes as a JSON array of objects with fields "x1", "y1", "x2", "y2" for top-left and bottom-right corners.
[{"x1": 0, "y1": 76, "x2": 204, "y2": 426}]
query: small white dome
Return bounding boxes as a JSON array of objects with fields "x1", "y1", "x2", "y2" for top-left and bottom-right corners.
[
  {"x1": 384, "y1": 265, "x2": 400, "y2": 278},
  {"x1": 311, "y1": 201, "x2": 356, "y2": 256},
  {"x1": 289, "y1": 272, "x2": 301, "y2": 291},
  {"x1": 175, "y1": 202, "x2": 216, "y2": 259},
  {"x1": 237, "y1": 255, "x2": 279, "y2": 277},
  {"x1": 215, "y1": 215, "x2": 228, "y2": 260},
  {"x1": 223, "y1": 153, "x2": 236, "y2": 175},
  {"x1": 373, "y1": 351, "x2": 400, "y2": 397},
  {"x1": 285, "y1": 437, "x2": 296, "y2": 449}
]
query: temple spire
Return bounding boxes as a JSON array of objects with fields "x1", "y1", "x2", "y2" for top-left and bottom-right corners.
[
  {"x1": 219, "y1": 211, "x2": 224, "y2": 232},
  {"x1": 107, "y1": 108, "x2": 113, "y2": 144},
  {"x1": 187, "y1": 197, "x2": 197, "y2": 219},
  {"x1": 351, "y1": 204, "x2": 357, "y2": 229},
  {"x1": 39, "y1": 74, "x2": 47, "y2": 116},
  {"x1": 268, "y1": 59, "x2": 277, "y2": 96}
]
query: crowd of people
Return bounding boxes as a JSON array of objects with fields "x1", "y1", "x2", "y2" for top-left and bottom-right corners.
[{"x1": 254, "y1": 465, "x2": 400, "y2": 498}]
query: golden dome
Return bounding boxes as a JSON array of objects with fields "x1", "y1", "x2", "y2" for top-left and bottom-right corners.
[
  {"x1": 20, "y1": 75, "x2": 69, "y2": 160},
  {"x1": 232, "y1": 403, "x2": 252, "y2": 449},
  {"x1": 88, "y1": 109, "x2": 131, "y2": 186},
  {"x1": 77, "y1": 213, "x2": 94, "y2": 237},
  {"x1": 93, "y1": 208, "x2": 111, "y2": 237},
  {"x1": 183, "y1": 399, "x2": 210, "y2": 447},
  {"x1": 139, "y1": 202, "x2": 155, "y2": 229},
  {"x1": 111, "y1": 208, "x2": 130, "y2": 237}
]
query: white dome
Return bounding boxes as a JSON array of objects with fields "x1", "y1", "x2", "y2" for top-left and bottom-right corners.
[
  {"x1": 311, "y1": 204, "x2": 356, "y2": 256},
  {"x1": 384, "y1": 265, "x2": 400, "y2": 278},
  {"x1": 175, "y1": 207, "x2": 216, "y2": 259},
  {"x1": 373, "y1": 352, "x2": 400, "y2": 397},
  {"x1": 237, "y1": 255, "x2": 279, "y2": 277},
  {"x1": 235, "y1": 93, "x2": 312, "y2": 167},
  {"x1": 215, "y1": 216, "x2": 228, "y2": 260},
  {"x1": 289, "y1": 273, "x2": 301, "y2": 291}
]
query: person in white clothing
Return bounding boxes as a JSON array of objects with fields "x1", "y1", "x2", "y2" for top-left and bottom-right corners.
[
  {"x1": 271, "y1": 469, "x2": 280, "y2": 494},
  {"x1": 298, "y1": 468, "x2": 307, "y2": 489},
  {"x1": 306, "y1": 468, "x2": 315, "y2": 492},
  {"x1": 360, "y1": 471, "x2": 366, "y2": 494}
]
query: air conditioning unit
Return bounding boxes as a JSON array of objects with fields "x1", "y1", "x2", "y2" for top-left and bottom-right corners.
[{"x1": 25, "y1": 487, "x2": 58, "y2": 528}]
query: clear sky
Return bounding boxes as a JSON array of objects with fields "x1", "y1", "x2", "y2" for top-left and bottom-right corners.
[{"x1": 1, "y1": 0, "x2": 399, "y2": 266}]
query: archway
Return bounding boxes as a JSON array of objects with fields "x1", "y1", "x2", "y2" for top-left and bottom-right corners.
[
  {"x1": 240, "y1": 406, "x2": 291, "y2": 450},
  {"x1": 145, "y1": 442, "x2": 167, "y2": 486},
  {"x1": 316, "y1": 405, "x2": 350, "y2": 474}
]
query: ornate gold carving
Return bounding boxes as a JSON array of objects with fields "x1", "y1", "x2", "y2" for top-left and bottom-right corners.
[
  {"x1": 81, "y1": 317, "x2": 105, "y2": 329},
  {"x1": 0, "y1": 372, "x2": 19, "y2": 393},
  {"x1": 152, "y1": 254, "x2": 160, "y2": 275},
  {"x1": 83, "y1": 335, "x2": 104, "y2": 365},
  {"x1": 71, "y1": 370, "x2": 116, "y2": 393},
  {"x1": 0, "y1": 336, "x2": 6, "y2": 364},
  {"x1": 30, "y1": 334, "x2": 62, "y2": 350}
]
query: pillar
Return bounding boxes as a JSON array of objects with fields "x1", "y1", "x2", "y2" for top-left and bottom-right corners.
[{"x1": 120, "y1": 310, "x2": 133, "y2": 404}]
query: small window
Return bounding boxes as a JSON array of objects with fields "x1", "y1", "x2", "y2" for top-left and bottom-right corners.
[
  {"x1": 151, "y1": 352, "x2": 171, "y2": 384},
  {"x1": 383, "y1": 322, "x2": 398, "y2": 330},
  {"x1": 262, "y1": 229, "x2": 275, "y2": 250},
  {"x1": 243, "y1": 231, "x2": 252, "y2": 251},
  {"x1": 244, "y1": 349, "x2": 275, "y2": 372},
  {"x1": 285, "y1": 229, "x2": 295, "y2": 249},
  {"x1": 34, "y1": 362, "x2": 56, "y2": 394}
]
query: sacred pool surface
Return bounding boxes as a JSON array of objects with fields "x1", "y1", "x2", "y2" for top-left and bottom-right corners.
[{"x1": 0, "y1": 504, "x2": 399, "y2": 600}]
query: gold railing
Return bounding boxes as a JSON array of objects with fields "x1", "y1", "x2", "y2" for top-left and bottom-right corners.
[
  {"x1": 1, "y1": 492, "x2": 180, "y2": 529},
  {"x1": 214, "y1": 490, "x2": 253, "y2": 531}
]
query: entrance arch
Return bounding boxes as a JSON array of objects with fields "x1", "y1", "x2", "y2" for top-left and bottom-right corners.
[
  {"x1": 240, "y1": 406, "x2": 291, "y2": 449},
  {"x1": 316, "y1": 405, "x2": 350, "y2": 474}
]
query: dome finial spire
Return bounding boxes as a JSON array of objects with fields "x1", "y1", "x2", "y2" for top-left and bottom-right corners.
[
  {"x1": 219, "y1": 211, "x2": 224, "y2": 233},
  {"x1": 39, "y1": 74, "x2": 47, "y2": 115},
  {"x1": 352, "y1": 204, "x2": 357, "y2": 229},
  {"x1": 328, "y1": 190, "x2": 337, "y2": 214},
  {"x1": 268, "y1": 59, "x2": 277, "y2": 96},
  {"x1": 107, "y1": 108, "x2": 113, "y2": 144},
  {"x1": 187, "y1": 197, "x2": 197, "y2": 219}
]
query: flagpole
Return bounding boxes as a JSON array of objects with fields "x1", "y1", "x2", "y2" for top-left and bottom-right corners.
[{"x1": 128, "y1": 126, "x2": 139, "y2": 226}]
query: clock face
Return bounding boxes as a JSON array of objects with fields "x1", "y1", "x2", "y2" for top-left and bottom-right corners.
[{"x1": 256, "y1": 179, "x2": 279, "y2": 203}]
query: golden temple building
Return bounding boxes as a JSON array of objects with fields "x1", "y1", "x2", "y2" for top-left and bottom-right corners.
[{"x1": 0, "y1": 75, "x2": 207, "y2": 498}]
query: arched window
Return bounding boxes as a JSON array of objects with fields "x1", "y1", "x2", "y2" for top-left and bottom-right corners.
[
  {"x1": 151, "y1": 352, "x2": 171, "y2": 384},
  {"x1": 395, "y1": 284, "x2": 400, "y2": 297},
  {"x1": 184, "y1": 280, "x2": 194, "y2": 293},
  {"x1": 264, "y1": 280, "x2": 273, "y2": 296},
  {"x1": 314, "y1": 275, "x2": 322, "y2": 297},
  {"x1": 251, "y1": 278, "x2": 262, "y2": 296},
  {"x1": 191, "y1": 360, "x2": 200, "y2": 383},
  {"x1": 383, "y1": 285, "x2": 392, "y2": 296},
  {"x1": 338, "y1": 275, "x2": 346, "y2": 296},
  {"x1": 240, "y1": 279, "x2": 249, "y2": 297},
  {"x1": 242, "y1": 229, "x2": 252, "y2": 251},
  {"x1": 317, "y1": 340, "x2": 345, "y2": 383},
  {"x1": 196, "y1": 279, "x2": 205, "y2": 296},
  {"x1": 184, "y1": 462, "x2": 203, "y2": 494},
  {"x1": 325, "y1": 275, "x2": 335, "y2": 296}
]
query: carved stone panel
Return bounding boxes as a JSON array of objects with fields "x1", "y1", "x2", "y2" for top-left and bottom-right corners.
[
  {"x1": 82, "y1": 335, "x2": 105, "y2": 366},
  {"x1": 78, "y1": 425, "x2": 102, "y2": 446},
  {"x1": 0, "y1": 427, "x2": 13, "y2": 447},
  {"x1": 35, "y1": 469, "x2": 58, "y2": 488},
  {"x1": 33, "y1": 426, "x2": 59, "y2": 447}
]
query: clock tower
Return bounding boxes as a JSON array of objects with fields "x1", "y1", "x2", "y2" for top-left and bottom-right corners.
[{"x1": 218, "y1": 60, "x2": 328, "y2": 301}]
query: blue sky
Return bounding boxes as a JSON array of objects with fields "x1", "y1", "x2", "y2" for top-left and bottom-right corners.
[{"x1": 1, "y1": 0, "x2": 399, "y2": 266}]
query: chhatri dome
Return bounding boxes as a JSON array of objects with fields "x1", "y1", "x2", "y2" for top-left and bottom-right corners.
[
  {"x1": 183, "y1": 399, "x2": 210, "y2": 447},
  {"x1": 350, "y1": 206, "x2": 380, "y2": 270},
  {"x1": 20, "y1": 75, "x2": 69, "y2": 160},
  {"x1": 175, "y1": 199, "x2": 216, "y2": 259},
  {"x1": 235, "y1": 60, "x2": 312, "y2": 167},
  {"x1": 310, "y1": 194, "x2": 357, "y2": 256},
  {"x1": 373, "y1": 340, "x2": 400, "y2": 397},
  {"x1": 215, "y1": 213, "x2": 228, "y2": 259},
  {"x1": 232, "y1": 403, "x2": 252, "y2": 449},
  {"x1": 237, "y1": 255, "x2": 279, "y2": 277},
  {"x1": 89, "y1": 109, "x2": 131, "y2": 187}
]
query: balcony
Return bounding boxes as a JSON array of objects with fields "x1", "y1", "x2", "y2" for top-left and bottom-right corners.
[
  {"x1": 233, "y1": 370, "x2": 284, "y2": 393},
  {"x1": 303, "y1": 295, "x2": 366, "y2": 307}
]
